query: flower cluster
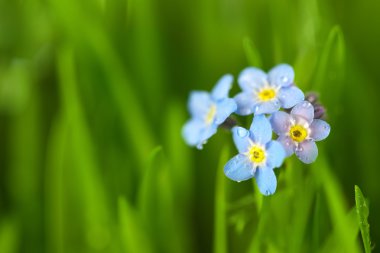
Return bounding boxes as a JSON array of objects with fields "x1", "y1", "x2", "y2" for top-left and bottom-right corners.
[{"x1": 182, "y1": 64, "x2": 330, "y2": 195}]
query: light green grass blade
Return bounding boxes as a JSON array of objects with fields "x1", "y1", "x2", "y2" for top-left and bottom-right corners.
[
  {"x1": 0, "y1": 219, "x2": 19, "y2": 253},
  {"x1": 138, "y1": 147, "x2": 184, "y2": 253},
  {"x1": 57, "y1": 45, "x2": 114, "y2": 251},
  {"x1": 312, "y1": 155, "x2": 360, "y2": 253},
  {"x1": 355, "y1": 185, "x2": 372, "y2": 253},
  {"x1": 213, "y1": 146, "x2": 230, "y2": 253},
  {"x1": 49, "y1": 0, "x2": 155, "y2": 172},
  {"x1": 243, "y1": 38, "x2": 263, "y2": 67},
  {"x1": 319, "y1": 207, "x2": 359, "y2": 253},
  {"x1": 118, "y1": 197, "x2": 153, "y2": 253}
]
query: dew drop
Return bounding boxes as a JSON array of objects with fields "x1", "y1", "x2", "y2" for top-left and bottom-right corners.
[
  {"x1": 237, "y1": 128, "x2": 248, "y2": 137},
  {"x1": 254, "y1": 106, "x2": 259, "y2": 113},
  {"x1": 281, "y1": 76, "x2": 288, "y2": 83}
]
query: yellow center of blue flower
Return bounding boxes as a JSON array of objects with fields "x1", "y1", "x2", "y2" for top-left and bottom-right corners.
[
  {"x1": 258, "y1": 88, "x2": 276, "y2": 101},
  {"x1": 248, "y1": 145, "x2": 266, "y2": 163},
  {"x1": 205, "y1": 105, "x2": 216, "y2": 124},
  {"x1": 289, "y1": 125, "x2": 308, "y2": 142}
]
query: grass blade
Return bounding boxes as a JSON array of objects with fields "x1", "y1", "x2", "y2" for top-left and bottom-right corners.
[
  {"x1": 355, "y1": 185, "x2": 372, "y2": 253},
  {"x1": 118, "y1": 197, "x2": 153, "y2": 253},
  {"x1": 243, "y1": 38, "x2": 263, "y2": 68},
  {"x1": 213, "y1": 146, "x2": 230, "y2": 253}
]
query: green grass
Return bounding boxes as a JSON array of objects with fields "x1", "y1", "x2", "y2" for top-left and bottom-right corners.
[{"x1": 0, "y1": 0, "x2": 378, "y2": 252}]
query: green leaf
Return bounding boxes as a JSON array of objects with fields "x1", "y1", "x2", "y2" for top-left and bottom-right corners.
[{"x1": 355, "y1": 185, "x2": 372, "y2": 253}]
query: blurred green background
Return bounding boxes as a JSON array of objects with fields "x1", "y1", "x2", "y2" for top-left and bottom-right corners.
[{"x1": 0, "y1": 0, "x2": 379, "y2": 252}]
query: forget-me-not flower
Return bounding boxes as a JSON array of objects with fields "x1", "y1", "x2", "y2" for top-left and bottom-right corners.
[
  {"x1": 224, "y1": 115, "x2": 285, "y2": 195},
  {"x1": 270, "y1": 101, "x2": 331, "y2": 164},
  {"x1": 234, "y1": 64, "x2": 304, "y2": 115},
  {"x1": 182, "y1": 74, "x2": 237, "y2": 149}
]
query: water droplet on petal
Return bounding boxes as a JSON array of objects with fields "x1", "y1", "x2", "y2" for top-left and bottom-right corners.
[
  {"x1": 254, "y1": 106, "x2": 259, "y2": 113},
  {"x1": 281, "y1": 76, "x2": 288, "y2": 83},
  {"x1": 237, "y1": 128, "x2": 248, "y2": 137}
]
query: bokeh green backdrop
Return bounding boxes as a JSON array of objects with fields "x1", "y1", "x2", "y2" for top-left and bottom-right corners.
[{"x1": 0, "y1": 0, "x2": 379, "y2": 252}]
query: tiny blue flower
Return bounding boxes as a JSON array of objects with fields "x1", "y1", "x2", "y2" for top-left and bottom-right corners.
[
  {"x1": 234, "y1": 64, "x2": 305, "y2": 115},
  {"x1": 270, "y1": 101, "x2": 331, "y2": 164},
  {"x1": 224, "y1": 115, "x2": 286, "y2": 195},
  {"x1": 182, "y1": 74, "x2": 237, "y2": 149}
]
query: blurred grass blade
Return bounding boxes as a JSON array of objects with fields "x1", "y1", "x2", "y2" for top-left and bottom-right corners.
[
  {"x1": 118, "y1": 197, "x2": 153, "y2": 253},
  {"x1": 320, "y1": 207, "x2": 359, "y2": 253},
  {"x1": 313, "y1": 25, "x2": 345, "y2": 115},
  {"x1": 138, "y1": 147, "x2": 184, "y2": 253},
  {"x1": 355, "y1": 185, "x2": 372, "y2": 253},
  {"x1": 243, "y1": 38, "x2": 263, "y2": 67},
  {"x1": 213, "y1": 146, "x2": 230, "y2": 253},
  {"x1": 0, "y1": 219, "x2": 19, "y2": 253},
  {"x1": 57, "y1": 45, "x2": 113, "y2": 251},
  {"x1": 44, "y1": 116, "x2": 67, "y2": 253},
  {"x1": 312, "y1": 154, "x2": 360, "y2": 253}
]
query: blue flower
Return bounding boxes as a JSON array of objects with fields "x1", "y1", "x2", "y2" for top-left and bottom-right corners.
[
  {"x1": 224, "y1": 115, "x2": 286, "y2": 195},
  {"x1": 270, "y1": 101, "x2": 331, "y2": 164},
  {"x1": 182, "y1": 74, "x2": 237, "y2": 149},
  {"x1": 234, "y1": 64, "x2": 304, "y2": 115}
]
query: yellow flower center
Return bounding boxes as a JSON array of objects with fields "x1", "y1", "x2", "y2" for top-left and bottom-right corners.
[
  {"x1": 289, "y1": 125, "x2": 308, "y2": 142},
  {"x1": 248, "y1": 145, "x2": 266, "y2": 163},
  {"x1": 205, "y1": 104, "x2": 217, "y2": 124},
  {"x1": 258, "y1": 88, "x2": 276, "y2": 101}
]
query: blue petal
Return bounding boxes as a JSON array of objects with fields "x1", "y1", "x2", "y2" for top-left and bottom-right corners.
[
  {"x1": 255, "y1": 167, "x2": 277, "y2": 196},
  {"x1": 265, "y1": 141, "x2": 286, "y2": 168},
  {"x1": 188, "y1": 91, "x2": 213, "y2": 119},
  {"x1": 291, "y1": 101, "x2": 314, "y2": 123},
  {"x1": 182, "y1": 119, "x2": 206, "y2": 147},
  {"x1": 268, "y1": 64, "x2": 294, "y2": 87},
  {"x1": 277, "y1": 135, "x2": 295, "y2": 157},
  {"x1": 232, "y1": 127, "x2": 251, "y2": 153},
  {"x1": 211, "y1": 74, "x2": 233, "y2": 101},
  {"x1": 253, "y1": 99, "x2": 281, "y2": 115},
  {"x1": 296, "y1": 140, "x2": 318, "y2": 164},
  {"x1": 215, "y1": 98, "x2": 237, "y2": 124},
  {"x1": 197, "y1": 124, "x2": 218, "y2": 149},
  {"x1": 224, "y1": 154, "x2": 255, "y2": 182},
  {"x1": 270, "y1": 111, "x2": 291, "y2": 135},
  {"x1": 278, "y1": 86, "x2": 305, "y2": 109},
  {"x1": 238, "y1": 67, "x2": 267, "y2": 92},
  {"x1": 250, "y1": 114, "x2": 273, "y2": 144},
  {"x1": 234, "y1": 92, "x2": 257, "y2": 116},
  {"x1": 310, "y1": 119, "x2": 331, "y2": 141}
]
